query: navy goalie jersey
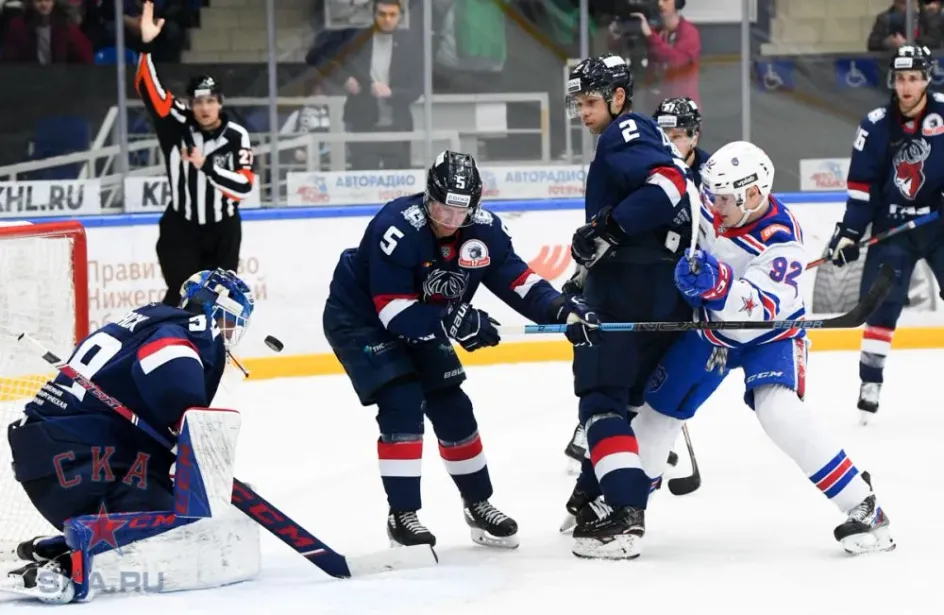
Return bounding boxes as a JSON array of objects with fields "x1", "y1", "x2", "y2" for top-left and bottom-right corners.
[
  {"x1": 24, "y1": 303, "x2": 227, "y2": 439},
  {"x1": 328, "y1": 193, "x2": 561, "y2": 340},
  {"x1": 843, "y1": 92, "x2": 944, "y2": 234}
]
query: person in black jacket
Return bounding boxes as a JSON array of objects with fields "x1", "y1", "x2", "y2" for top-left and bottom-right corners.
[
  {"x1": 135, "y1": 0, "x2": 256, "y2": 306},
  {"x1": 307, "y1": 0, "x2": 423, "y2": 170}
]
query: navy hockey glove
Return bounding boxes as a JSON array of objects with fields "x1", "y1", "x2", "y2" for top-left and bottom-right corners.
[
  {"x1": 823, "y1": 223, "x2": 862, "y2": 267},
  {"x1": 442, "y1": 302, "x2": 501, "y2": 351},
  {"x1": 549, "y1": 295, "x2": 601, "y2": 347},
  {"x1": 674, "y1": 249, "x2": 733, "y2": 310},
  {"x1": 571, "y1": 208, "x2": 622, "y2": 268},
  {"x1": 561, "y1": 264, "x2": 588, "y2": 295}
]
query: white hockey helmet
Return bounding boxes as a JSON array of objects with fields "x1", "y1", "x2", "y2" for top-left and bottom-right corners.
[{"x1": 701, "y1": 141, "x2": 775, "y2": 228}]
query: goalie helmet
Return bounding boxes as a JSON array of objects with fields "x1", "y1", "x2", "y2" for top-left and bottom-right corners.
[
  {"x1": 179, "y1": 268, "x2": 254, "y2": 351},
  {"x1": 566, "y1": 54, "x2": 633, "y2": 119},
  {"x1": 701, "y1": 141, "x2": 775, "y2": 229}
]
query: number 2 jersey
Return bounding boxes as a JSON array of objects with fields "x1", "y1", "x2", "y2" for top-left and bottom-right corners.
[
  {"x1": 696, "y1": 195, "x2": 807, "y2": 348},
  {"x1": 22, "y1": 303, "x2": 227, "y2": 443},
  {"x1": 842, "y1": 92, "x2": 944, "y2": 234},
  {"x1": 327, "y1": 193, "x2": 562, "y2": 340}
]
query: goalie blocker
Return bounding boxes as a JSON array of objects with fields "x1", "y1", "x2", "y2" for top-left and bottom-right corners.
[{"x1": 4, "y1": 408, "x2": 259, "y2": 603}]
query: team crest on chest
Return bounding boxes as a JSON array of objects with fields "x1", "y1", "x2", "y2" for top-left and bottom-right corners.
[
  {"x1": 422, "y1": 269, "x2": 468, "y2": 302},
  {"x1": 458, "y1": 239, "x2": 491, "y2": 268},
  {"x1": 893, "y1": 138, "x2": 931, "y2": 200}
]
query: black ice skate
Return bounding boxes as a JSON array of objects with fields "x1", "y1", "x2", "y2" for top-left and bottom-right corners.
[
  {"x1": 857, "y1": 382, "x2": 881, "y2": 425},
  {"x1": 13, "y1": 536, "x2": 69, "y2": 563},
  {"x1": 572, "y1": 505, "x2": 645, "y2": 560},
  {"x1": 387, "y1": 510, "x2": 436, "y2": 548},
  {"x1": 463, "y1": 500, "x2": 519, "y2": 549},
  {"x1": 834, "y1": 492, "x2": 895, "y2": 555},
  {"x1": 564, "y1": 423, "x2": 587, "y2": 475},
  {"x1": 559, "y1": 486, "x2": 612, "y2": 534},
  {"x1": 1, "y1": 554, "x2": 74, "y2": 603}
]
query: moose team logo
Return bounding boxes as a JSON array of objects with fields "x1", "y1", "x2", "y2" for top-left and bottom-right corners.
[
  {"x1": 893, "y1": 138, "x2": 931, "y2": 200},
  {"x1": 422, "y1": 269, "x2": 468, "y2": 304}
]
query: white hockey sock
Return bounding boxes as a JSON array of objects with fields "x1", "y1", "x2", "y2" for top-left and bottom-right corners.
[
  {"x1": 753, "y1": 385, "x2": 871, "y2": 513},
  {"x1": 630, "y1": 404, "x2": 684, "y2": 479}
]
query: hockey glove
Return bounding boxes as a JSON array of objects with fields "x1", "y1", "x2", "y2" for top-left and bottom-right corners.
[
  {"x1": 674, "y1": 249, "x2": 733, "y2": 310},
  {"x1": 823, "y1": 223, "x2": 862, "y2": 267},
  {"x1": 571, "y1": 208, "x2": 622, "y2": 268},
  {"x1": 549, "y1": 295, "x2": 601, "y2": 347},
  {"x1": 442, "y1": 302, "x2": 501, "y2": 352},
  {"x1": 561, "y1": 264, "x2": 588, "y2": 295}
]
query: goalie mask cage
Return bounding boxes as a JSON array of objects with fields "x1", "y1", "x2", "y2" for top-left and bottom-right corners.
[{"x1": 0, "y1": 220, "x2": 88, "y2": 554}]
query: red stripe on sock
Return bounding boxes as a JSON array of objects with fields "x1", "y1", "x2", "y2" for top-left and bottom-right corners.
[
  {"x1": 439, "y1": 434, "x2": 483, "y2": 461},
  {"x1": 378, "y1": 440, "x2": 423, "y2": 460},
  {"x1": 590, "y1": 434, "x2": 639, "y2": 466}
]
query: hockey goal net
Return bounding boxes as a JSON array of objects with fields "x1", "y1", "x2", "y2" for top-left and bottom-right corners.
[{"x1": 0, "y1": 221, "x2": 88, "y2": 553}]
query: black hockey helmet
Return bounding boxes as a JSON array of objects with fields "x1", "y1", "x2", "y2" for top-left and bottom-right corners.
[
  {"x1": 566, "y1": 54, "x2": 634, "y2": 119},
  {"x1": 653, "y1": 97, "x2": 702, "y2": 137},
  {"x1": 888, "y1": 44, "x2": 934, "y2": 88},
  {"x1": 425, "y1": 150, "x2": 483, "y2": 226},
  {"x1": 186, "y1": 74, "x2": 223, "y2": 103}
]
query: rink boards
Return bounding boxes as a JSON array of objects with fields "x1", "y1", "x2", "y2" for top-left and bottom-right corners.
[{"x1": 45, "y1": 192, "x2": 944, "y2": 380}]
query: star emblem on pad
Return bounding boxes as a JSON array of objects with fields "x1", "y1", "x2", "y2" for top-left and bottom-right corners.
[{"x1": 80, "y1": 502, "x2": 127, "y2": 552}]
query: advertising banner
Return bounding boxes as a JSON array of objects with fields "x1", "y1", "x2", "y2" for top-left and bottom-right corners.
[
  {"x1": 0, "y1": 180, "x2": 101, "y2": 218},
  {"x1": 124, "y1": 177, "x2": 262, "y2": 212}
]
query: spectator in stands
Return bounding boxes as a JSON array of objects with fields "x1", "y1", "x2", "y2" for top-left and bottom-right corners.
[
  {"x1": 868, "y1": 0, "x2": 942, "y2": 51},
  {"x1": 306, "y1": 0, "x2": 422, "y2": 170},
  {"x1": 1, "y1": 0, "x2": 93, "y2": 63},
  {"x1": 65, "y1": 0, "x2": 107, "y2": 52}
]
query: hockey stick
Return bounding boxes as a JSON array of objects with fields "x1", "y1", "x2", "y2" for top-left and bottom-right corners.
[
  {"x1": 498, "y1": 262, "x2": 894, "y2": 336},
  {"x1": 9, "y1": 332, "x2": 437, "y2": 579},
  {"x1": 806, "y1": 211, "x2": 940, "y2": 270},
  {"x1": 667, "y1": 423, "x2": 700, "y2": 496}
]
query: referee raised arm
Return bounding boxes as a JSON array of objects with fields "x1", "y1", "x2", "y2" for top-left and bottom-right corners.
[{"x1": 134, "y1": 0, "x2": 256, "y2": 306}]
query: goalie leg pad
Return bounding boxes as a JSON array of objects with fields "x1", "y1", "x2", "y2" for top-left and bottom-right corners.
[{"x1": 173, "y1": 407, "x2": 242, "y2": 519}]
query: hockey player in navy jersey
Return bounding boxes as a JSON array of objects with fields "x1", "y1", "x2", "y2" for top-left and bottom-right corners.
[
  {"x1": 4, "y1": 268, "x2": 256, "y2": 601},
  {"x1": 636, "y1": 141, "x2": 894, "y2": 556},
  {"x1": 823, "y1": 44, "x2": 944, "y2": 423},
  {"x1": 654, "y1": 96, "x2": 711, "y2": 188},
  {"x1": 561, "y1": 54, "x2": 697, "y2": 559},
  {"x1": 561, "y1": 95, "x2": 711, "y2": 472},
  {"x1": 322, "y1": 150, "x2": 599, "y2": 550}
]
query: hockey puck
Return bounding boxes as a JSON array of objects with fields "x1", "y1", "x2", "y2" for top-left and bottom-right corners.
[{"x1": 264, "y1": 335, "x2": 284, "y2": 353}]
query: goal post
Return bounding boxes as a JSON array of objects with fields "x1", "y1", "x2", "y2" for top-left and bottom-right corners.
[{"x1": 0, "y1": 220, "x2": 88, "y2": 551}]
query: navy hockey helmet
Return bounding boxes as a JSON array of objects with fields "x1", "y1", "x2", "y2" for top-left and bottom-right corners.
[
  {"x1": 566, "y1": 54, "x2": 634, "y2": 119},
  {"x1": 424, "y1": 150, "x2": 483, "y2": 227},
  {"x1": 186, "y1": 74, "x2": 223, "y2": 102},
  {"x1": 179, "y1": 268, "x2": 254, "y2": 351},
  {"x1": 653, "y1": 97, "x2": 702, "y2": 137},
  {"x1": 888, "y1": 44, "x2": 935, "y2": 88}
]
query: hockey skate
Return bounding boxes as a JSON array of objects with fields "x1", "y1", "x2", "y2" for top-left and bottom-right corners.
[
  {"x1": 463, "y1": 500, "x2": 519, "y2": 548},
  {"x1": 387, "y1": 510, "x2": 437, "y2": 548},
  {"x1": 12, "y1": 536, "x2": 69, "y2": 564},
  {"x1": 559, "y1": 486, "x2": 612, "y2": 535},
  {"x1": 834, "y1": 493, "x2": 895, "y2": 555},
  {"x1": 857, "y1": 382, "x2": 881, "y2": 425},
  {"x1": 563, "y1": 423, "x2": 587, "y2": 474},
  {"x1": 1, "y1": 554, "x2": 74, "y2": 603},
  {"x1": 572, "y1": 505, "x2": 645, "y2": 560}
]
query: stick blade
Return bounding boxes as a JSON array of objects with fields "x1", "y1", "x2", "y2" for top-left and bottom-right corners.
[
  {"x1": 667, "y1": 475, "x2": 701, "y2": 496},
  {"x1": 346, "y1": 545, "x2": 439, "y2": 577}
]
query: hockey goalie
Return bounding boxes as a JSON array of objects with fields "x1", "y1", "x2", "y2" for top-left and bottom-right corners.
[{"x1": 2, "y1": 269, "x2": 260, "y2": 603}]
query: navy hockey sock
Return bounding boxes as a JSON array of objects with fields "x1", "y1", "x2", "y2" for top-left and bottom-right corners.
[
  {"x1": 859, "y1": 325, "x2": 893, "y2": 384},
  {"x1": 375, "y1": 381, "x2": 426, "y2": 511},
  {"x1": 581, "y1": 392, "x2": 649, "y2": 509},
  {"x1": 426, "y1": 386, "x2": 492, "y2": 502}
]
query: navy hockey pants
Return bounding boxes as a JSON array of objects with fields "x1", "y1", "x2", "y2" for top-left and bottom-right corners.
[
  {"x1": 571, "y1": 256, "x2": 690, "y2": 508},
  {"x1": 859, "y1": 221, "x2": 944, "y2": 383},
  {"x1": 323, "y1": 296, "x2": 493, "y2": 511},
  {"x1": 7, "y1": 416, "x2": 175, "y2": 530}
]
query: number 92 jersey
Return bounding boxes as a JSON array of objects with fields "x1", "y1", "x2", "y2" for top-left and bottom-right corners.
[
  {"x1": 696, "y1": 195, "x2": 808, "y2": 348},
  {"x1": 23, "y1": 303, "x2": 227, "y2": 439}
]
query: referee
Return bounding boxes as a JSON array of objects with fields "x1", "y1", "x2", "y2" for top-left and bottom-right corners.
[{"x1": 134, "y1": 0, "x2": 256, "y2": 306}]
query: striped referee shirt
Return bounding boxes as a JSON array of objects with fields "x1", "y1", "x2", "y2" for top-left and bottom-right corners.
[{"x1": 134, "y1": 53, "x2": 255, "y2": 224}]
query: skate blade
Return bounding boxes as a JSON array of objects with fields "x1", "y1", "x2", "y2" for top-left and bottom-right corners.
[
  {"x1": 0, "y1": 571, "x2": 75, "y2": 603},
  {"x1": 559, "y1": 513, "x2": 577, "y2": 534},
  {"x1": 840, "y1": 526, "x2": 895, "y2": 555},
  {"x1": 470, "y1": 527, "x2": 519, "y2": 549},
  {"x1": 572, "y1": 535, "x2": 642, "y2": 560}
]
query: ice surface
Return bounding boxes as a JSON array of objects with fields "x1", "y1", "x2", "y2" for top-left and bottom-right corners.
[{"x1": 3, "y1": 349, "x2": 942, "y2": 614}]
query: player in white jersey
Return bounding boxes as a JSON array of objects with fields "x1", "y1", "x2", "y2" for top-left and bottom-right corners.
[{"x1": 630, "y1": 141, "x2": 895, "y2": 555}]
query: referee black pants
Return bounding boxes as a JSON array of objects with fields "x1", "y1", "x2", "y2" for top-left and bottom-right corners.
[{"x1": 156, "y1": 208, "x2": 242, "y2": 306}]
